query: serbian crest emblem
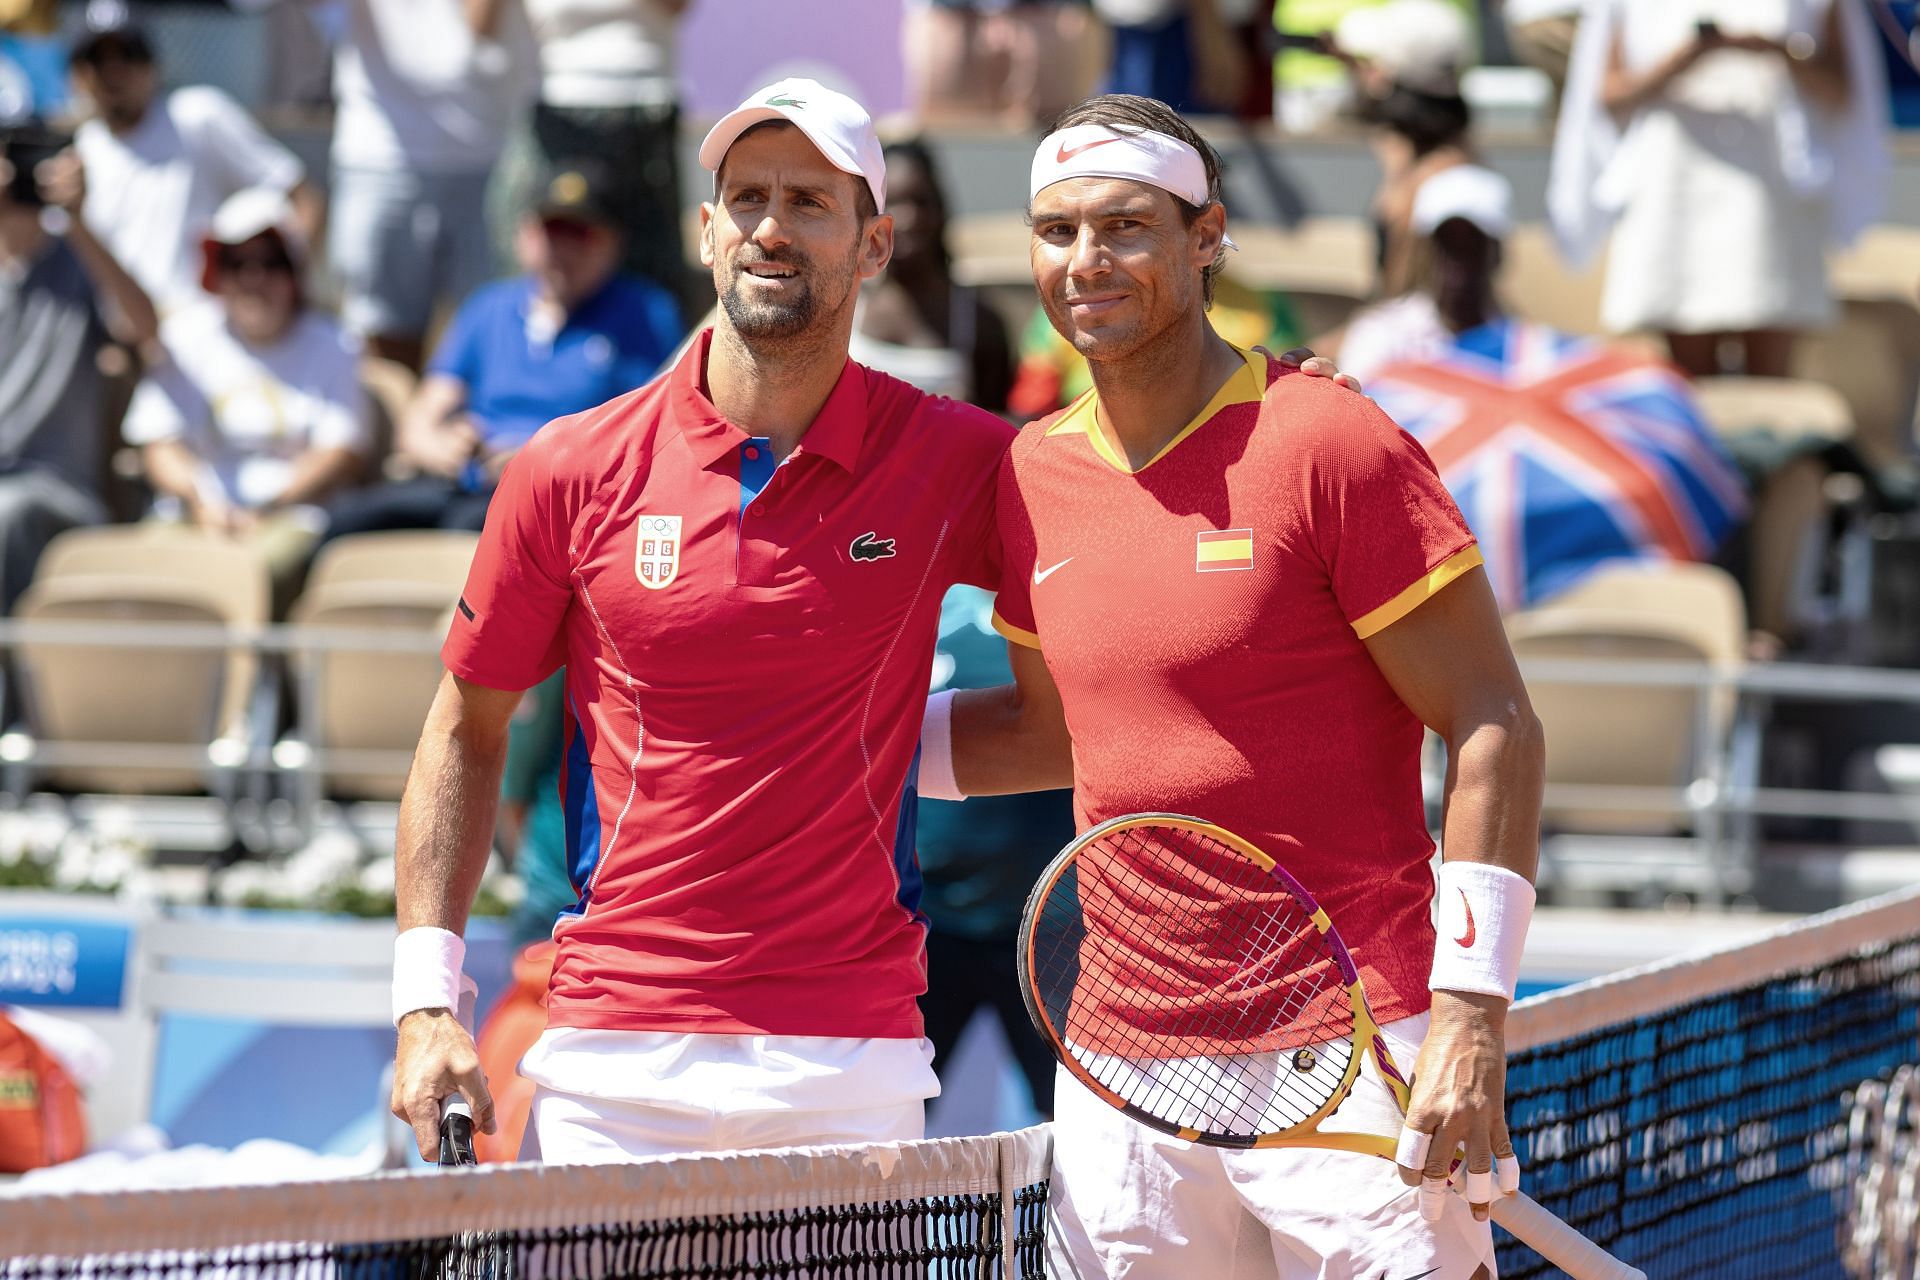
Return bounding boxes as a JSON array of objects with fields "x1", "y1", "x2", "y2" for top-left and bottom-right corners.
[{"x1": 635, "y1": 515, "x2": 683, "y2": 589}]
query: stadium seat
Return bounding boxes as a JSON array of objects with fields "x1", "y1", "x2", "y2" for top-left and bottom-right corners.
[
  {"x1": 11, "y1": 525, "x2": 271, "y2": 798},
  {"x1": 1498, "y1": 223, "x2": 1610, "y2": 337},
  {"x1": 1828, "y1": 224, "x2": 1920, "y2": 307},
  {"x1": 1792, "y1": 298, "x2": 1920, "y2": 477},
  {"x1": 358, "y1": 355, "x2": 418, "y2": 481},
  {"x1": 1505, "y1": 561, "x2": 1757, "y2": 902},
  {"x1": 284, "y1": 531, "x2": 479, "y2": 804},
  {"x1": 1691, "y1": 375, "x2": 1856, "y2": 447}
]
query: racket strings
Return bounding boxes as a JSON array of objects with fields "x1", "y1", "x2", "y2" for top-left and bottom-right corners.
[{"x1": 1030, "y1": 824, "x2": 1357, "y2": 1139}]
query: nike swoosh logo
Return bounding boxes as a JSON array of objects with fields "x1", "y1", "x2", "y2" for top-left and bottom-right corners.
[
  {"x1": 1390, "y1": 1270, "x2": 1439, "y2": 1280},
  {"x1": 1454, "y1": 889, "x2": 1476, "y2": 949},
  {"x1": 1033, "y1": 557, "x2": 1074, "y2": 586},
  {"x1": 1056, "y1": 137, "x2": 1121, "y2": 163}
]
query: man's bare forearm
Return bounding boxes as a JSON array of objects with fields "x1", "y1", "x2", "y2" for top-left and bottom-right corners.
[
  {"x1": 395, "y1": 684, "x2": 514, "y2": 933},
  {"x1": 1438, "y1": 703, "x2": 1544, "y2": 881},
  {"x1": 950, "y1": 684, "x2": 1074, "y2": 796},
  {"x1": 949, "y1": 641, "x2": 1073, "y2": 796}
]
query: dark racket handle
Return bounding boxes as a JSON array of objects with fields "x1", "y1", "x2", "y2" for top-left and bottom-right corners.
[{"x1": 438, "y1": 1096, "x2": 479, "y2": 1167}]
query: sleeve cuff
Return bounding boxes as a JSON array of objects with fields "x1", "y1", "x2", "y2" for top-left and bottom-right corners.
[
  {"x1": 991, "y1": 610, "x2": 1042, "y2": 649},
  {"x1": 1349, "y1": 545, "x2": 1484, "y2": 640}
]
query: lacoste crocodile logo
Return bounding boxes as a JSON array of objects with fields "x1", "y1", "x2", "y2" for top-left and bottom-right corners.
[{"x1": 850, "y1": 532, "x2": 897, "y2": 562}]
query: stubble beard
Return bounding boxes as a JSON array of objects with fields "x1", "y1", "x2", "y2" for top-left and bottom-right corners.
[{"x1": 718, "y1": 245, "x2": 858, "y2": 351}]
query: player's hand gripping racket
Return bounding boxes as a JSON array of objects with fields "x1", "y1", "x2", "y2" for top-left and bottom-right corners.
[
  {"x1": 1017, "y1": 813, "x2": 1644, "y2": 1280},
  {"x1": 434, "y1": 1097, "x2": 516, "y2": 1280}
]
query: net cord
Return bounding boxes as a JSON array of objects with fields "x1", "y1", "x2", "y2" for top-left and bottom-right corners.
[
  {"x1": 0, "y1": 1126, "x2": 1054, "y2": 1259},
  {"x1": 1507, "y1": 883, "x2": 1920, "y2": 1053}
]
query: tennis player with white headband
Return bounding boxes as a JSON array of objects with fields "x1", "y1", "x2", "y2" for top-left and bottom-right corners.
[{"x1": 924, "y1": 94, "x2": 1544, "y2": 1279}]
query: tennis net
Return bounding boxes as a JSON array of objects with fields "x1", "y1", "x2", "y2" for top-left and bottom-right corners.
[
  {"x1": 0, "y1": 1126, "x2": 1052, "y2": 1279},
  {"x1": 1501, "y1": 884, "x2": 1920, "y2": 1279}
]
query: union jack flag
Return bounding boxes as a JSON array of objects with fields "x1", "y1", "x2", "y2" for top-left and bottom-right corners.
[{"x1": 1369, "y1": 320, "x2": 1747, "y2": 610}]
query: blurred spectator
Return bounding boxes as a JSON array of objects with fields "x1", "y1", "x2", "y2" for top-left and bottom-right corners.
[
  {"x1": 70, "y1": 1, "x2": 318, "y2": 316},
  {"x1": 1337, "y1": 162, "x2": 1509, "y2": 380},
  {"x1": 905, "y1": 0, "x2": 1104, "y2": 127},
  {"x1": 0, "y1": 0, "x2": 65, "y2": 123},
  {"x1": 1010, "y1": 272, "x2": 1300, "y2": 419},
  {"x1": 1351, "y1": 165, "x2": 1745, "y2": 611},
  {"x1": 1879, "y1": 1, "x2": 1920, "y2": 128},
  {"x1": 1097, "y1": 0, "x2": 1259, "y2": 115},
  {"x1": 1549, "y1": 0, "x2": 1889, "y2": 378},
  {"x1": 918, "y1": 585, "x2": 1073, "y2": 1122},
  {"x1": 324, "y1": 0, "x2": 535, "y2": 371},
  {"x1": 122, "y1": 188, "x2": 369, "y2": 617},
  {"x1": 850, "y1": 139, "x2": 1013, "y2": 413},
  {"x1": 1338, "y1": 0, "x2": 1477, "y2": 297},
  {"x1": 493, "y1": 0, "x2": 695, "y2": 309},
  {"x1": 1498, "y1": 0, "x2": 1582, "y2": 100},
  {"x1": 324, "y1": 161, "x2": 683, "y2": 538},
  {"x1": 1271, "y1": 0, "x2": 1475, "y2": 129},
  {"x1": 0, "y1": 122, "x2": 157, "y2": 612}
]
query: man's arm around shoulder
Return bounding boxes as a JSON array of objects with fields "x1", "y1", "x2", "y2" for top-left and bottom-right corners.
[{"x1": 391, "y1": 672, "x2": 523, "y2": 1161}]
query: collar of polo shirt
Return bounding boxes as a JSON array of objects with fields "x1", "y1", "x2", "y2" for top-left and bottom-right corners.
[{"x1": 673, "y1": 329, "x2": 870, "y2": 472}]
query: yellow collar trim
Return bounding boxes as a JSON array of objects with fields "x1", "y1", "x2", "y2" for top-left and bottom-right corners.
[{"x1": 1045, "y1": 346, "x2": 1269, "y2": 475}]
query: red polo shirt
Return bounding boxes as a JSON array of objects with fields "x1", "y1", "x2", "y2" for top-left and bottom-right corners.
[{"x1": 444, "y1": 329, "x2": 1012, "y2": 1037}]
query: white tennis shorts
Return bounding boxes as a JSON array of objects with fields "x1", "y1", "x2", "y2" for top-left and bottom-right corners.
[
  {"x1": 519, "y1": 1031, "x2": 936, "y2": 1163},
  {"x1": 1047, "y1": 1012, "x2": 1499, "y2": 1280}
]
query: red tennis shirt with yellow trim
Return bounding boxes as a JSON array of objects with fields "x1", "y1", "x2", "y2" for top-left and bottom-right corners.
[
  {"x1": 443, "y1": 328, "x2": 1012, "y2": 1037},
  {"x1": 991, "y1": 346, "x2": 1480, "y2": 1026}
]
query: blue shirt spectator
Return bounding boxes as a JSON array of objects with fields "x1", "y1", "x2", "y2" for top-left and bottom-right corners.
[
  {"x1": 428, "y1": 272, "x2": 682, "y2": 456},
  {"x1": 324, "y1": 159, "x2": 684, "y2": 537}
]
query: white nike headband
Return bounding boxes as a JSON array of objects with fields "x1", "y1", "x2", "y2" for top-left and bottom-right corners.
[
  {"x1": 1030, "y1": 124, "x2": 1212, "y2": 208},
  {"x1": 1031, "y1": 124, "x2": 1235, "y2": 250}
]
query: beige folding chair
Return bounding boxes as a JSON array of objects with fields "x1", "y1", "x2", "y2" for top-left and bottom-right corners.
[
  {"x1": 1792, "y1": 298, "x2": 1920, "y2": 476},
  {"x1": 1507, "y1": 561, "x2": 1755, "y2": 902},
  {"x1": 286, "y1": 532, "x2": 479, "y2": 803},
  {"x1": 358, "y1": 355, "x2": 418, "y2": 482},
  {"x1": 1498, "y1": 223, "x2": 1611, "y2": 337},
  {"x1": 1691, "y1": 375, "x2": 1857, "y2": 448},
  {"x1": 12, "y1": 525, "x2": 270, "y2": 796},
  {"x1": 950, "y1": 210, "x2": 1035, "y2": 289},
  {"x1": 1828, "y1": 225, "x2": 1920, "y2": 307}
]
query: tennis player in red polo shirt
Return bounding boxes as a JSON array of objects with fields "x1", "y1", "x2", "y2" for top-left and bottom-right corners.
[{"x1": 924, "y1": 96, "x2": 1547, "y2": 1279}]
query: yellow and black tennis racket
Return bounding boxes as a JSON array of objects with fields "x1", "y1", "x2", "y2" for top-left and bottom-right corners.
[{"x1": 1017, "y1": 812, "x2": 1643, "y2": 1280}]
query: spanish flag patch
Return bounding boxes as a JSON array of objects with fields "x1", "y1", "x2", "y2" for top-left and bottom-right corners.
[{"x1": 1195, "y1": 528, "x2": 1254, "y2": 573}]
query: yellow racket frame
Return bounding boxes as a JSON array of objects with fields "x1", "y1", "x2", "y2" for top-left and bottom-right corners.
[{"x1": 1019, "y1": 812, "x2": 1410, "y2": 1156}]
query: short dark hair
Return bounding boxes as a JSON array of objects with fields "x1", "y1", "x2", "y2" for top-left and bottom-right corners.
[
  {"x1": 1042, "y1": 94, "x2": 1226, "y2": 308},
  {"x1": 1360, "y1": 85, "x2": 1472, "y2": 157},
  {"x1": 719, "y1": 119, "x2": 879, "y2": 223}
]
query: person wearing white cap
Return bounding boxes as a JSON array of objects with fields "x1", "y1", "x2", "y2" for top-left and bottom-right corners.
[
  {"x1": 1338, "y1": 163, "x2": 1512, "y2": 383},
  {"x1": 122, "y1": 186, "x2": 371, "y2": 615},
  {"x1": 925, "y1": 93, "x2": 1542, "y2": 1280}
]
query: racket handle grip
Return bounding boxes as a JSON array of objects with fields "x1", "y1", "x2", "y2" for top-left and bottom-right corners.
[
  {"x1": 1490, "y1": 1191, "x2": 1646, "y2": 1280},
  {"x1": 438, "y1": 1096, "x2": 477, "y2": 1167}
]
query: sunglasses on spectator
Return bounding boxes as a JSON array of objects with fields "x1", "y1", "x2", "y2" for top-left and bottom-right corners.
[
  {"x1": 540, "y1": 216, "x2": 604, "y2": 242},
  {"x1": 217, "y1": 249, "x2": 295, "y2": 276}
]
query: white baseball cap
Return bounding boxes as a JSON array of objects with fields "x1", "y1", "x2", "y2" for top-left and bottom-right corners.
[
  {"x1": 1336, "y1": 0, "x2": 1473, "y2": 97},
  {"x1": 199, "y1": 186, "x2": 308, "y2": 293},
  {"x1": 698, "y1": 77, "x2": 887, "y2": 213},
  {"x1": 1410, "y1": 165, "x2": 1513, "y2": 240}
]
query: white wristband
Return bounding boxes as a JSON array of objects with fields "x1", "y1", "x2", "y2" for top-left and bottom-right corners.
[
  {"x1": 1428, "y1": 860, "x2": 1535, "y2": 1002},
  {"x1": 393, "y1": 926, "x2": 477, "y2": 1027},
  {"x1": 917, "y1": 688, "x2": 965, "y2": 802}
]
